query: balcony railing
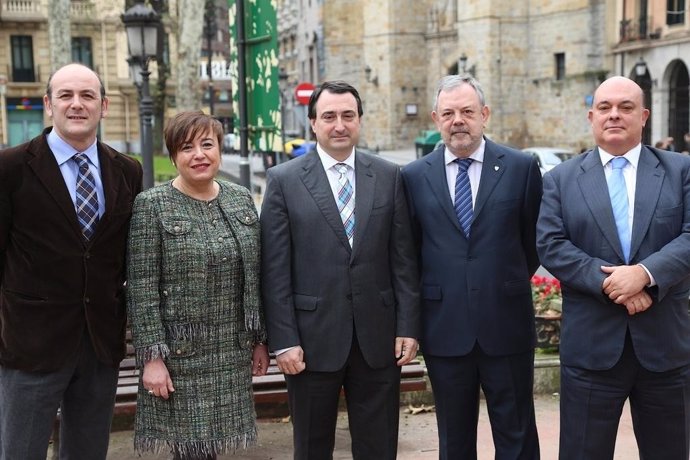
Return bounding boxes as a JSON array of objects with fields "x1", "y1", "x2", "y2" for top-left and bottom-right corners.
[
  {"x1": 71, "y1": 0, "x2": 95, "y2": 19},
  {"x1": 0, "y1": 0, "x2": 45, "y2": 21},
  {"x1": 0, "y1": 0, "x2": 95, "y2": 21},
  {"x1": 619, "y1": 16, "x2": 660, "y2": 42}
]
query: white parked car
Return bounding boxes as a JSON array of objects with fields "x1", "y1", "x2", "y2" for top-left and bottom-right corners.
[{"x1": 521, "y1": 147, "x2": 576, "y2": 175}]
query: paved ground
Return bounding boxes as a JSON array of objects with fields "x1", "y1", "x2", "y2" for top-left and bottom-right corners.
[{"x1": 94, "y1": 393, "x2": 638, "y2": 460}]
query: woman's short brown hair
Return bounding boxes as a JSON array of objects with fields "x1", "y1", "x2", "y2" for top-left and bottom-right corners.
[{"x1": 164, "y1": 111, "x2": 223, "y2": 164}]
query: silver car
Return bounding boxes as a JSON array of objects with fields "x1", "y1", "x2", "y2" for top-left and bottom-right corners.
[{"x1": 522, "y1": 147, "x2": 575, "y2": 175}]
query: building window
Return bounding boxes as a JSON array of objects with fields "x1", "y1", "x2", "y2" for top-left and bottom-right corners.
[
  {"x1": 667, "y1": 0, "x2": 685, "y2": 25},
  {"x1": 11, "y1": 35, "x2": 35, "y2": 82},
  {"x1": 71, "y1": 37, "x2": 93, "y2": 68},
  {"x1": 555, "y1": 53, "x2": 565, "y2": 80}
]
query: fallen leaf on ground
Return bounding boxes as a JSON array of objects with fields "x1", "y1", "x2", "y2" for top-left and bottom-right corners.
[{"x1": 405, "y1": 404, "x2": 435, "y2": 415}]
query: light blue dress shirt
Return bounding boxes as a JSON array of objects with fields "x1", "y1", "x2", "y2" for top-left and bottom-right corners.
[{"x1": 47, "y1": 129, "x2": 105, "y2": 218}]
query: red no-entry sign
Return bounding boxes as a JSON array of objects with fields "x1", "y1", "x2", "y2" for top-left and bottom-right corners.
[{"x1": 294, "y1": 82, "x2": 315, "y2": 105}]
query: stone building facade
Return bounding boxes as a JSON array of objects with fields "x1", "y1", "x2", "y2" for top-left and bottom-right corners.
[
  {"x1": 0, "y1": 0, "x2": 233, "y2": 153},
  {"x1": 613, "y1": 0, "x2": 690, "y2": 151},
  {"x1": 0, "y1": 0, "x2": 136, "y2": 152},
  {"x1": 277, "y1": 0, "x2": 625, "y2": 151}
]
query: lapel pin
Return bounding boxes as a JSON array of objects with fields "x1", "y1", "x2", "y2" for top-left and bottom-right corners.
[{"x1": 494, "y1": 165, "x2": 499, "y2": 171}]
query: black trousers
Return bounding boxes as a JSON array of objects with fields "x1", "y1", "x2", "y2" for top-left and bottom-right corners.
[
  {"x1": 560, "y1": 331, "x2": 690, "y2": 460},
  {"x1": 285, "y1": 337, "x2": 401, "y2": 460},
  {"x1": 425, "y1": 344, "x2": 540, "y2": 460}
]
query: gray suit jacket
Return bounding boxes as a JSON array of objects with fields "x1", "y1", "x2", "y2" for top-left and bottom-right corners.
[
  {"x1": 537, "y1": 146, "x2": 690, "y2": 372},
  {"x1": 260, "y1": 150, "x2": 420, "y2": 372}
]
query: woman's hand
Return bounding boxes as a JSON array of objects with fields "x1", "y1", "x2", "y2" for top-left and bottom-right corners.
[
  {"x1": 142, "y1": 357, "x2": 175, "y2": 400},
  {"x1": 252, "y1": 343, "x2": 270, "y2": 376}
]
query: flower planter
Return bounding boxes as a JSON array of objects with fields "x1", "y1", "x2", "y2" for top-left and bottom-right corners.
[{"x1": 535, "y1": 314, "x2": 561, "y2": 349}]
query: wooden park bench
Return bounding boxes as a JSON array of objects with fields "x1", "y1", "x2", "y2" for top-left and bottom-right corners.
[{"x1": 51, "y1": 336, "x2": 427, "y2": 455}]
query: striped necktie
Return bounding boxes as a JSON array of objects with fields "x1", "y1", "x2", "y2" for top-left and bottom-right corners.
[
  {"x1": 73, "y1": 153, "x2": 99, "y2": 241},
  {"x1": 454, "y1": 158, "x2": 474, "y2": 238},
  {"x1": 335, "y1": 163, "x2": 355, "y2": 247},
  {"x1": 607, "y1": 156, "x2": 630, "y2": 262}
]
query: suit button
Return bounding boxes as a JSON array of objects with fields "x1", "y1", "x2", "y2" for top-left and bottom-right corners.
[
  {"x1": 176, "y1": 349, "x2": 182, "y2": 355},
  {"x1": 218, "y1": 237, "x2": 224, "y2": 242},
  {"x1": 346, "y1": 294, "x2": 352, "y2": 300},
  {"x1": 85, "y1": 253, "x2": 91, "y2": 259},
  {"x1": 174, "y1": 225, "x2": 181, "y2": 232},
  {"x1": 162, "y1": 290, "x2": 168, "y2": 296},
  {"x1": 84, "y1": 297, "x2": 90, "y2": 303}
]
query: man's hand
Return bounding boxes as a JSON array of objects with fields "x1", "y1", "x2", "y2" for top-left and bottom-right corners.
[
  {"x1": 252, "y1": 343, "x2": 270, "y2": 376},
  {"x1": 275, "y1": 346, "x2": 306, "y2": 375},
  {"x1": 142, "y1": 357, "x2": 175, "y2": 400},
  {"x1": 395, "y1": 337, "x2": 418, "y2": 366},
  {"x1": 601, "y1": 265, "x2": 650, "y2": 304},
  {"x1": 622, "y1": 290, "x2": 653, "y2": 316}
]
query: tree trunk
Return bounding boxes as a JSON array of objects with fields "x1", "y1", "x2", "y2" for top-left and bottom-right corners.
[
  {"x1": 48, "y1": 0, "x2": 72, "y2": 72},
  {"x1": 175, "y1": 0, "x2": 205, "y2": 110}
]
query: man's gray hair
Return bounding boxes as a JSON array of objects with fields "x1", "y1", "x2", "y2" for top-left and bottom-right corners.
[{"x1": 433, "y1": 74, "x2": 486, "y2": 111}]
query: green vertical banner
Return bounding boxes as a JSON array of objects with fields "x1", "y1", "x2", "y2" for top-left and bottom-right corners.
[{"x1": 228, "y1": 0, "x2": 281, "y2": 152}]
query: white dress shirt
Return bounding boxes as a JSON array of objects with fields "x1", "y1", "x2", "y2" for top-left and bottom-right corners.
[{"x1": 444, "y1": 138, "x2": 486, "y2": 206}]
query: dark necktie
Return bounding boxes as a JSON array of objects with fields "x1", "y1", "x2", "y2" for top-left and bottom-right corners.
[
  {"x1": 73, "y1": 153, "x2": 99, "y2": 241},
  {"x1": 454, "y1": 158, "x2": 474, "y2": 238},
  {"x1": 607, "y1": 156, "x2": 630, "y2": 262}
]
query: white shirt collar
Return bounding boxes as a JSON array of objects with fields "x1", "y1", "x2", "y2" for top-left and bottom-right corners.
[
  {"x1": 316, "y1": 143, "x2": 356, "y2": 171},
  {"x1": 444, "y1": 137, "x2": 486, "y2": 166},
  {"x1": 598, "y1": 143, "x2": 642, "y2": 169}
]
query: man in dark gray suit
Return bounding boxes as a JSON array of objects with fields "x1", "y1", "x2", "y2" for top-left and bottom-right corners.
[
  {"x1": 402, "y1": 75, "x2": 542, "y2": 459},
  {"x1": 537, "y1": 76, "x2": 690, "y2": 459},
  {"x1": 260, "y1": 81, "x2": 420, "y2": 460}
]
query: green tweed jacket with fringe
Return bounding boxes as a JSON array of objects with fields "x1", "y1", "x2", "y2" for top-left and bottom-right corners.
[{"x1": 126, "y1": 180, "x2": 265, "y2": 457}]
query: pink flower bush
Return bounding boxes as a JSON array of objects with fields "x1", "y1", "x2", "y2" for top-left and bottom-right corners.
[{"x1": 531, "y1": 275, "x2": 562, "y2": 316}]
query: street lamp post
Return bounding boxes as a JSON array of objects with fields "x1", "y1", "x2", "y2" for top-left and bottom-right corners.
[
  {"x1": 205, "y1": 0, "x2": 216, "y2": 116},
  {"x1": 122, "y1": 1, "x2": 160, "y2": 190},
  {"x1": 0, "y1": 74, "x2": 7, "y2": 148},
  {"x1": 278, "y1": 67, "x2": 288, "y2": 164}
]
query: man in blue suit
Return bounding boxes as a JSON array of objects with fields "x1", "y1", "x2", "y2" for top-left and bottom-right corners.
[
  {"x1": 537, "y1": 76, "x2": 690, "y2": 459},
  {"x1": 402, "y1": 75, "x2": 542, "y2": 459}
]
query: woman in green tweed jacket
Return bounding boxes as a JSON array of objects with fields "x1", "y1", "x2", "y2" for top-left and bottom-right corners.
[{"x1": 127, "y1": 111, "x2": 269, "y2": 459}]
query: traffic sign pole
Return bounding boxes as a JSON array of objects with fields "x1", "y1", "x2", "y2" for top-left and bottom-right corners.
[{"x1": 294, "y1": 82, "x2": 315, "y2": 141}]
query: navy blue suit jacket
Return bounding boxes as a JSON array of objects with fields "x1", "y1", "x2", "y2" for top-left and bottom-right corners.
[
  {"x1": 402, "y1": 139, "x2": 542, "y2": 356},
  {"x1": 537, "y1": 146, "x2": 690, "y2": 372}
]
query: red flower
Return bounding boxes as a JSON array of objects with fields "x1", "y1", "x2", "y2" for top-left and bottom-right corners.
[{"x1": 531, "y1": 275, "x2": 562, "y2": 315}]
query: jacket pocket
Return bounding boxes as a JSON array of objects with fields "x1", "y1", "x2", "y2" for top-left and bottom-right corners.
[
  {"x1": 380, "y1": 288, "x2": 395, "y2": 307},
  {"x1": 161, "y1": 218, "x2": 193, "y2": 236},
  {"x1": 422, "y1": 285, "x2": 442, "y2": 300},
  {"x1": 294, "y1": 294, "x2": 318, "y2": 311},
  {"x1": 167, "y1": 339, "x2": 196, "y2": 359},
  {"x1": 234, "y1": 209, "x2": 258, "y2": 226}
]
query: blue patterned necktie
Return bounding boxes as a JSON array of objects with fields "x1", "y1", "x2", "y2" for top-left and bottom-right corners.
[
  {"x1": 73, "y1": 153, "x2": 99, "y2": 241},
  {"x1": 335, "y1": 163, "x2": 355, "y2": 247},
  {"x1": 607, "y1": 156, "x2": 630, "y2": 262},
  {"x1": 454, "y1": 158, "x2": 474, "y2": 238}
]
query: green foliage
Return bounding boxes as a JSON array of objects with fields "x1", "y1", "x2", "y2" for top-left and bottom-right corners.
[{"x1": 127, "y1": 154, "x2": 177, "y2": 182}]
